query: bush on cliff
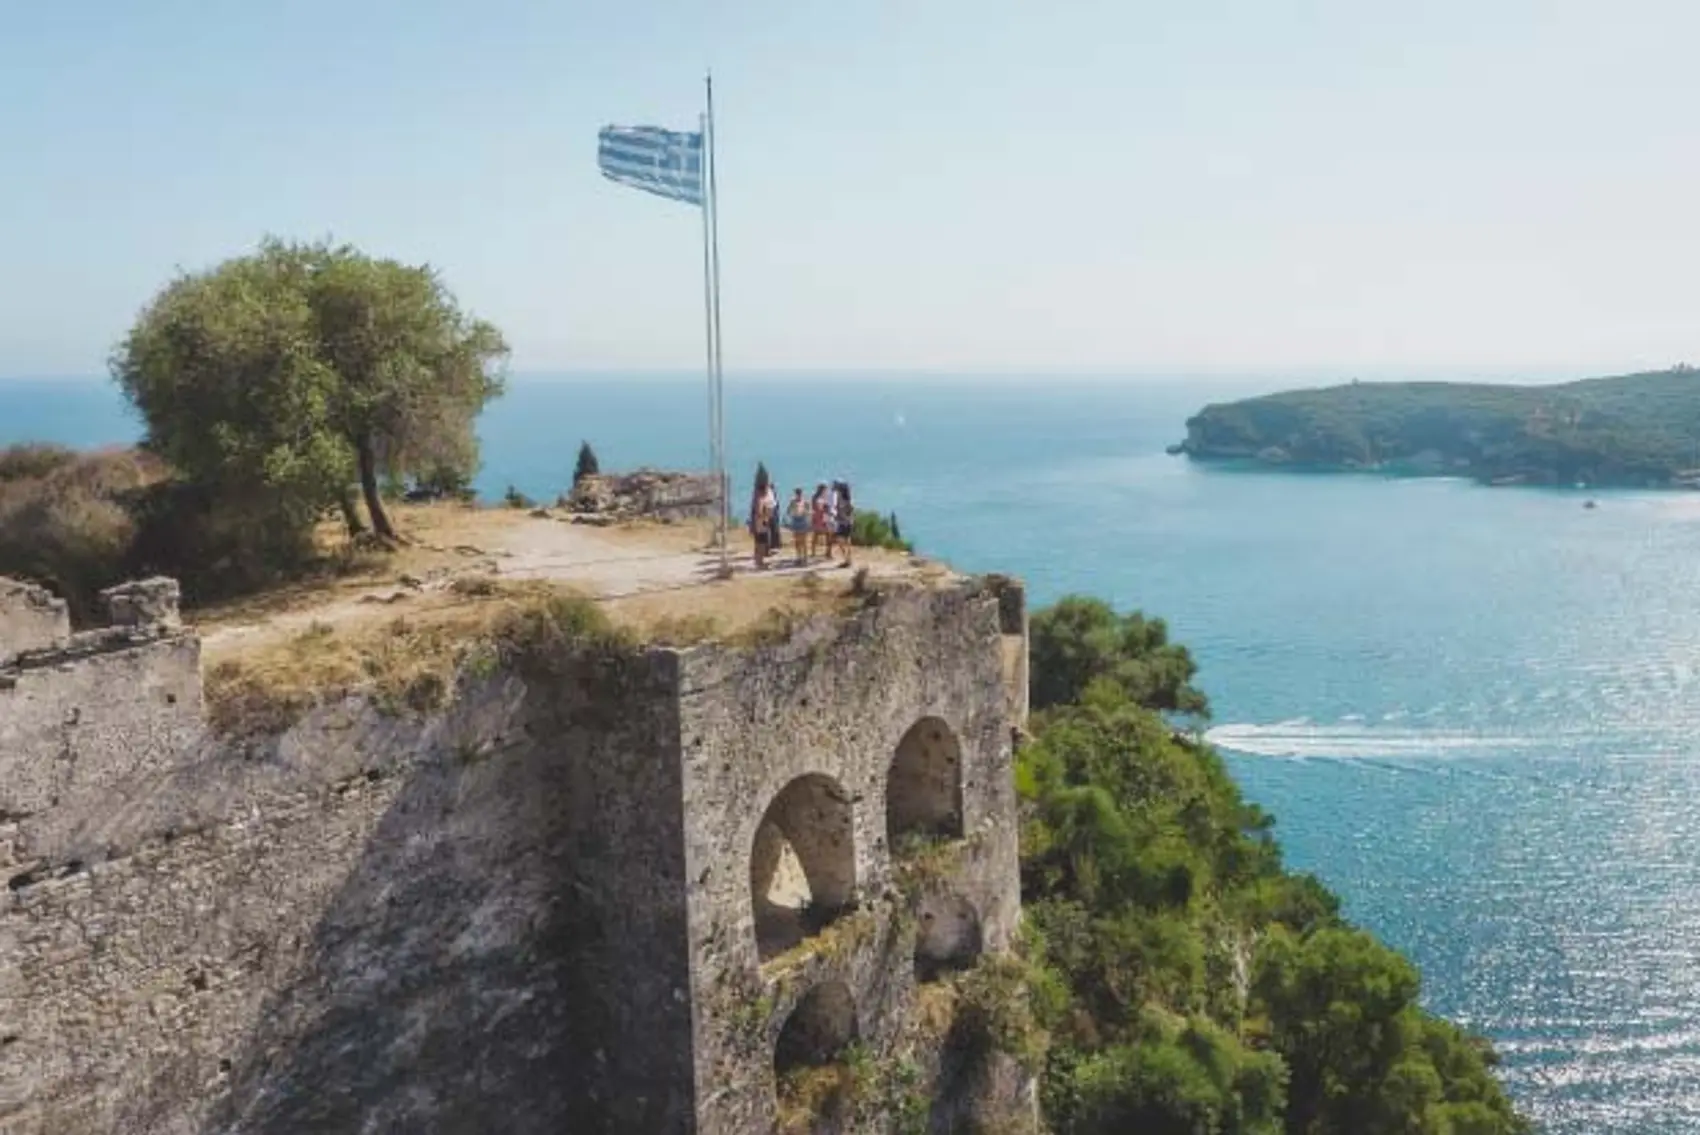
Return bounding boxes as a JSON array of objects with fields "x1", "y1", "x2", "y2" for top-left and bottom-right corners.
[
  {"x1": 1019, "y1": 597, "x2": 1528, "y2": 1134},
  {"x1": 852, "y1": 510, "x2": 911, "y2": 552}
]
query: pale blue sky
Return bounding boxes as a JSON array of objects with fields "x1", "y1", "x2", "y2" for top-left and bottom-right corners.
[{"x1": 3, "y1": 0, "x2": 1697, "y2": 377}]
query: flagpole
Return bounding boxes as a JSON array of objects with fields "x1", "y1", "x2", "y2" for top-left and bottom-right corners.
[
  {"x1": 698, "y1": 109, "x2": 719, "y2": 558},
  {"x1": 706, "y1": 71, "x2": 730, "y2": 578}
]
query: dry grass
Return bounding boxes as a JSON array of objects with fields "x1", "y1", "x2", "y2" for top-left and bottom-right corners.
[
  {"x1": 202, "y1": 580, "x2": 621, "y2": 736},
  {"x1": 0, "y1": 445, "x2": 169, "y2": 623},
  {"x1": 761, "y1": 907, "x2": 883, "y2": 979},
  {"x1": 913, "y1": 980, "x2": 964, "y2": 1041},
  {"x1": 891, "y1": 833, "x2": 971, "y2": 895},
  {"x1": 187, "y1": 501, "x2": 511, "y2": 632},
  {"x1": 775, "y1": 1062, "x2": 855, "y2": 1133},
  {"x1": 600, "y1": 569, "x2": 869, "y2": 647}
]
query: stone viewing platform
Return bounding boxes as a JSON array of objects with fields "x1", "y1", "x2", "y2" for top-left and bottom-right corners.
[{"x1": 0, "y1": 488, "x2": 1035, "y2": 1134}]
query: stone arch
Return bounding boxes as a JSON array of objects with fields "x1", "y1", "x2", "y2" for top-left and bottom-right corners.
[
  {"x1": 886, "y1": 716, "x2": 964, "y2": 850},
  {"x1": 750, "y1": 774, "x2": 857, "y2": 961},
  {"x1": 772, "y1": 981, "x2": 861, "y2": 1128},
  {"x1": 774, "y1": 980, "x2": 859, "y2": 1073},
  {"x1": 914, "y1": 893, "x2": 984, "y2": 981}
]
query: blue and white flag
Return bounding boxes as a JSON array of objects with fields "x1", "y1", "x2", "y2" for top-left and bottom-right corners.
[{"x1": 598, "y1": 125, "x2": 704, "y2": 207}]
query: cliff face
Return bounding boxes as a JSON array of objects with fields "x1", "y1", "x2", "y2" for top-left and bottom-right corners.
[
  {"x1": 0, "y1": 571, "x2": 1032, "y2": 1135},
  {"x1": 1178, "y1": 369, "x2": 1700, "y2": 487}
]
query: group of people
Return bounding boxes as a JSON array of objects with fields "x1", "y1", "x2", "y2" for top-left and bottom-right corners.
[{"x1": 748, "y1": 474, "x2": 856, "y2": 570}]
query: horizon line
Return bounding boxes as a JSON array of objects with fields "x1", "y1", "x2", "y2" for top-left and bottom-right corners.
[{"x1": 1, "y1": 360, "x2": 1689, "y2": 384}]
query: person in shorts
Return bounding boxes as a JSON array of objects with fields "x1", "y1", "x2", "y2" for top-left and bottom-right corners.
[
  {"x1": 810, "y1": 483, "x2": 831, "y2": 559},
  {"x1": 786, "y1": 487, "x2": 811, "y2": 565}
]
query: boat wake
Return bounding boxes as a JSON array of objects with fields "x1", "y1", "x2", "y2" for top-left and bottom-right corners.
[{"x1": 1205, "y1": 720, "x2": 1539, "y2": 760}]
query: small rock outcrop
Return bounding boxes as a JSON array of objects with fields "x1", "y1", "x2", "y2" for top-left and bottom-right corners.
[{"x1": 562, "y1": 469, "x2": 725, "y2": 522}]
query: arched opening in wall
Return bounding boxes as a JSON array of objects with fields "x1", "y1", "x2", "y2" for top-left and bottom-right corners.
[
  {"x1": 886, "y1": 716, "x2": 964, "y2": 855},
  {"x1": 750, "y1": 774, "x2": 857, "y2": 962},
  {"x1": 913, "y1": 893, "x2": 983, "y2": 982},
  {"x1": 774, "y1": 981, "x2": 859, "y2": 1130}
]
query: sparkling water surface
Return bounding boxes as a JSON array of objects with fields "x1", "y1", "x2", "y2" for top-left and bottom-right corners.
[{"x1": 9, "y1": 372, "x2": 1700, "y2": 1133}]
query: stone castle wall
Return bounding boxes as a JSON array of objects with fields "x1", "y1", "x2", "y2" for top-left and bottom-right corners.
[
  {"x1": 0, "y1": 570, "x2": 1029, "y2": 1134},
  {"x1": 676, "y1": 578, "x2": 1027, "y2": 1133},
  {"x1": 1, "y1": 579, "x2": 203, "y2": 828}
]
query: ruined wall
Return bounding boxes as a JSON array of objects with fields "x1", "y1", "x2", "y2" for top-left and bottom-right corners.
[
  {"x1": 0, "y1": 638, "x2": 203, "y2": 823},
  {"x1": 675, "y1": 579, "x2": 1023, "y2": 1133},
  {"x1": 0, "y1": 620, "x2": 694, "y2": 1134},
  {"x1": 565, "y1": 468, "x2": 726, "y2": 522},
  {"x1": 0, "y1": 580, "x2": 68, "y2": 666},
  {"x1": 0, "y1": 571, "x2": 1029, "y2": 1135}
]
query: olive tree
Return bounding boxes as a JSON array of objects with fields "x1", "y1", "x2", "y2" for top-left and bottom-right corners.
[{"x1": 112, "y1": 237, "x2": 508, "y2": 547}]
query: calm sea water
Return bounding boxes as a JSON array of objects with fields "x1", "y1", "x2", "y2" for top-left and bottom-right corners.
[{"x1": 8, "y1": 373, "x2": 1700, "y2": 1133}]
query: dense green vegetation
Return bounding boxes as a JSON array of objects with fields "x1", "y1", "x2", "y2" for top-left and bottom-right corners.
[
  {"x1": 1180, "y1": 367, "x2": 1700, "y2": 487},
  {"x1": 1015, "y1": 598, "x2": 1529, "y2": 1134}
]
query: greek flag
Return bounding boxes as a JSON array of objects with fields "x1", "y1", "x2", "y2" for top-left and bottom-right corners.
[{"x1": 598, "y1": 125, "x2": 704, "y2": 207}]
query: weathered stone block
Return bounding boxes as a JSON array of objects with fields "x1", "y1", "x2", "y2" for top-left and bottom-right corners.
[
  {"x1": 563, "y1": 468, "x2": 726, "y2": 522},
  {"x1": 100, "y1": 578, "x2": 181, "y2": 629}
]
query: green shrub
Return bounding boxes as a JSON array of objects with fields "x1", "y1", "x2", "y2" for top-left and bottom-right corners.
[
  {"x1": 574, "y1": 441, "x2": 600, "y2": 485},
  {"x1": 852, "y1": 509, "x2": 911, "y2": 552}
]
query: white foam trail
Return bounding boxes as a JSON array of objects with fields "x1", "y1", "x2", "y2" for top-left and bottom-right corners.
[{"x1": 1205, "y1": 721, "x2": 1539, "y2": 760}]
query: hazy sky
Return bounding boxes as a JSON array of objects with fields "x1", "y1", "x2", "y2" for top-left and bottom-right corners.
[{"x1": 3, "y1": 0, "x2": 1697, "y2": 377}]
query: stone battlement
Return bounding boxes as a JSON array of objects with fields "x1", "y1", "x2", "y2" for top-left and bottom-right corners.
[
  {"x1": 0, "y1": 577, "x2": 203, "y2": 832},
  {"x1": 0, "y1": 567, "x2": 1029, "y2": 1134},
  {"x1": 0, "y1": 578, "x2": 70, "y2": 665}
]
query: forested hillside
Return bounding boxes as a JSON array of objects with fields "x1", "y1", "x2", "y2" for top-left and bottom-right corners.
[{"x1": 1178, "y1": 368, "x2": 1700, "y2": 487}]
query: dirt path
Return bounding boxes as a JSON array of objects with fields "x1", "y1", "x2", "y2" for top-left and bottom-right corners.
[{"x1": 198, "y1": 510, "x2": 929, "y2": 660}]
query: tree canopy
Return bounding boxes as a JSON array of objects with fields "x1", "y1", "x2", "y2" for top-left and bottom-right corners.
[
  {"x1": 111, "y1": 237, "x2": 508, "y2": 544},
  {"x1": 1030, "y1": 596, "x2": 1210, "y2": 717}
]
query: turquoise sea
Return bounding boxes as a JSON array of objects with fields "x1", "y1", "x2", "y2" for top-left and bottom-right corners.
[{"x1": 8, "y1": 373, "x2": 1700, "y2": 1133}]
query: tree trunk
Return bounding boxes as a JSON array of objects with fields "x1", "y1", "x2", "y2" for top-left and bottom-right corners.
[
  {"x1": 356, "y1": 435, "x2": 400, "y2": 543},
  {"x1": 338, "y1": 488, "x2": 366, "y2": 536}
]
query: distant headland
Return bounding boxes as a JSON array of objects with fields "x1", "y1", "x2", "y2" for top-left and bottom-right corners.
[{"x1": 1173, "y1": 366, "x2": 1700, "y2": 489}]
